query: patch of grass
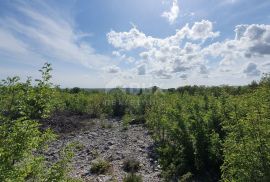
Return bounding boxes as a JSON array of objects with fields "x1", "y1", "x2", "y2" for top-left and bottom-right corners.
[
  {"x1": 123, "y1": 158, "x2": 141, "y2": 173},
  {"x1": 123, "y1": 173, "x2": 143, "y2": 182},
  {"x1": 90, "y1": 158, "x2": 111, "y2": 174},
  {"x1": 91, "y1": 149, "x2": 99, "y2": 158},
  {"x1": 73, "y1": 141, "x2": 85, "y2": 151}
]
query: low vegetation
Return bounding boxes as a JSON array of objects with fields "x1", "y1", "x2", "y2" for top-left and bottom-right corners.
[
  {"x1": 123, "y1": 173, "x2": 143, "y2": 182},
  {"x1": 1, "y1": 63, "x2": 270, "y2": 181},
  {"x1": 0, "y1": 63, "x2": 80, "y2": 182},
  {"x1": 123, "y1": 158, "x2": 141, "y2": 173},
  {"x1": 90, "y1": 158, "x2": 111, "y2": 174}
]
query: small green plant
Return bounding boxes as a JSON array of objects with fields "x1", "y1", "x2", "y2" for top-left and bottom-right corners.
[
  {"x1": 0, "y1": 63, "x2": 80, "y2": 182},
  {"x1": 46, "y1": 143, "x2": 80, "y2": 182},
  {"x1": 123, "y1": 173, "x2": 143, "y2": 182},
  {"x1": 123, "y1": 158, "x2": 141, "y2": 173},
  {"x1": 100, "y1": 114, "x2": 113, "y2": 129},
  {"x1": 178, "y1": 172, "x2": 193, "y2": 182},
  {"x1": 91, "y1": 149, "x2": 99, "y2": 158},
  {"x1": 90, "y1": 158, "x2": 111, "y2": 174},
  {"x1": 122, "y1": 114, "x2": 132, "y2": 130},
  {"x1": 73, "y1": 141, "x2": 85, "y2": 151}
]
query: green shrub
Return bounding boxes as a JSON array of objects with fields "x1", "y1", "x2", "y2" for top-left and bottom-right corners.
[
  {"x1": 130, "y1": 115, "x2": 146, "y2": 125},
  {"x1": 100, "y1": 114, "x2": 113, "y2": 129},
  {"x1": 110, "y1": 88, "x2": 127, "y2": 117},
  {"x1": 123, "y1": 173, "x2": 143, "y2": 182},
  {"x1": 122, "y1": 114, "x2": 132, "y2": 130},
  {"x1": 90, "y1": 159, "x2": 111, "y2": 174},
  {"x1": 0, "y1": 63, "x2": 79, "y2": 182},
  {"x1": 46, "y1": 143, "x2": 81, "y2": 182},
  {"x1": 123, "y1": 158, "x2": 140, "y2": 173},
  {"x1": 178, "y1": 172, "x2": 193, "y2": 182}
]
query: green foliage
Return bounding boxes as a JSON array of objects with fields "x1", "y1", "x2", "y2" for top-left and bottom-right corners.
[
  {"x1": 0, "y1": 116, "x2": 55, "y2": 181},
  {"x1": 122, "y1": 113, "x2": 132, "y2": 130},
  {"x1": 0, "y1": 63, "x2": 79, "y2": 182},
  {"x1": 123, "y1": 158, "x2": 141, "y2": 173},
  {"x1": 46, "y1": 143, "x2": 81, "y2": 182},
  {"x1": 90, "y1": 158, "x2": 111, "y2": 174},
  {"x1": 123, "y1": 173, "x2": 143, "y2": 182},
  {"x1": 145, "y1": 80, "x2": 270, "y2": 181},
  {"x1": 1, "y1": 63, "x2": 269, "y2": 181},
  {"x1": 221, "y1": 87, "x2": 270, "y2": 181},
  {"x1": 178, "y1": 172, "x2": 193, "y2": 182},
  {"x1": 0, "y1": 63, "x2": 55, "y2": 120},
  {"x1": 110, "y1": 88, "x2": 127, "y2": 117}
]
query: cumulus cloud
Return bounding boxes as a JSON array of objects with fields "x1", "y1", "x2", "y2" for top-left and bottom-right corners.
[
  {"x1": 179, "y1": 74, "x2": 188, "y2": 79},
  {"x1": 107, "y1": 20, "x2": 220, "y2": 79},
  {"x1": 162, "y1": 0, "x2": 179, "y2": 24},
  {"x1": 243, "y1": 62, "x2": 261, "y2": 76},
  {"x1": 137, "y1": 64, "x2": 146, "y2": 75},
  {"x1": 189, "y1": 20, "x2": 220, "y2": 40},
  {"x1": 107, "y1": 20, "x2": 218, "y2": 51},
  {"x1": 237, "y1": 24, "x2": 270, "y2": 55},
  {"x1": 105, "y1": 65, "x2": 120, "y2": 73},
  {"x1": 203, "y1": 24, "x2": 270, "y2": 66},
  {"x1": 107, "y1": 21, "x2": 270, "y2": 82},
  {"x1": 199, "y1": 65, "x2": 209, "y2": 74},
  {"x1": 153, "y1": 70, "x2": 173, "y2": 79}
]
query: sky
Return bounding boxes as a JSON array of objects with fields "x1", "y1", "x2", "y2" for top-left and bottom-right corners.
[{"x1": 0, "y1": 0, "x2": 270, "y2": 88}]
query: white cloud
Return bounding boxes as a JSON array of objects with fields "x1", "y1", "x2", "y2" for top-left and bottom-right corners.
[
  {"x1": 243, "y1": 62, "x2": 261, "y2": 77},
  {"x1": 0, "y1": 2, "x2": 112, "y2": 70},
  {"x1": 153, "y1": 69, "x2": 173, "y2": 79},
  {"x1": 203, "y1": 24, "x2": 270, "y2": 66},
  {"x1": 108, "y1": 22, "x2": 270, "y2": 84},
  {"x1": 107, "y1": 20, "x2": 219, "y2": 79},
  {"x1": 0, "y1": 29, "x2": 28, "y2": 54},
  {"x1": 188, "y1": 20, "x2": 220, "y2": 40},
  {"x1": 105, "y1": 65, "x2": 121, "y2": 74},
  {"x1": 107, "y1": 20, "x2": 219, "y2": 51},
  {"x1": 179, "y1": 74, "x2": 188, "y2": 79},
  {"x1": 162, "y1": 0, "x2": 179, "y2": 24},
  {"x1": 137, "y1": 64, "x2": 146, "y2": 75},
  {"x1": 199, "y1": 65, "x2": 209, "y2": 74}
]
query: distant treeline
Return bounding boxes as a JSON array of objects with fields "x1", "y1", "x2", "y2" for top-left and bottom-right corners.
[{"x1": 65, "y1": 79, "x2": 262, "y2": 96}]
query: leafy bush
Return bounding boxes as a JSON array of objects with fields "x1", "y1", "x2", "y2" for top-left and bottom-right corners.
[
  {"x1": 122, "y1": 113, "x2": 132, "y2": 130},
  {"x1": 129, "y1": 115, "x2": 146, "y2": 125},
  {"x1": 46, "y1": 143, "x2": 81, "y2": 182},
  {"x1": 1, "y1": 62, "x2": 269, "y2": 181},
  {"x1": 90, "y1": 159, "x2": 111, "y2": 174},
  {"x1": 110, "y1": 88, "x2": 127, "y2": 117},
  {"x1": 0, "y1": 63, "x2": 79, "y2": 182},
  {"x1": 123, "y1": 158, "x2": 141, "y2": 173}
]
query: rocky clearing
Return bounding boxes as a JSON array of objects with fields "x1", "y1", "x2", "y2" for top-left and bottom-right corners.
[{"x1": 44, "y1": 114, "x2": 162, "y2": 182}]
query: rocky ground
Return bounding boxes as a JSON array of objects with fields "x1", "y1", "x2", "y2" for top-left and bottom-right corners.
[{"x1": 44, "y1": 114, "x2": 162, "y2": 182}]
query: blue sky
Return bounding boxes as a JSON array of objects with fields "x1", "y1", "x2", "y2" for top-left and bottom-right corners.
[{"x1": 0, "y1": 0, "x2": 270, "y2": 88}]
